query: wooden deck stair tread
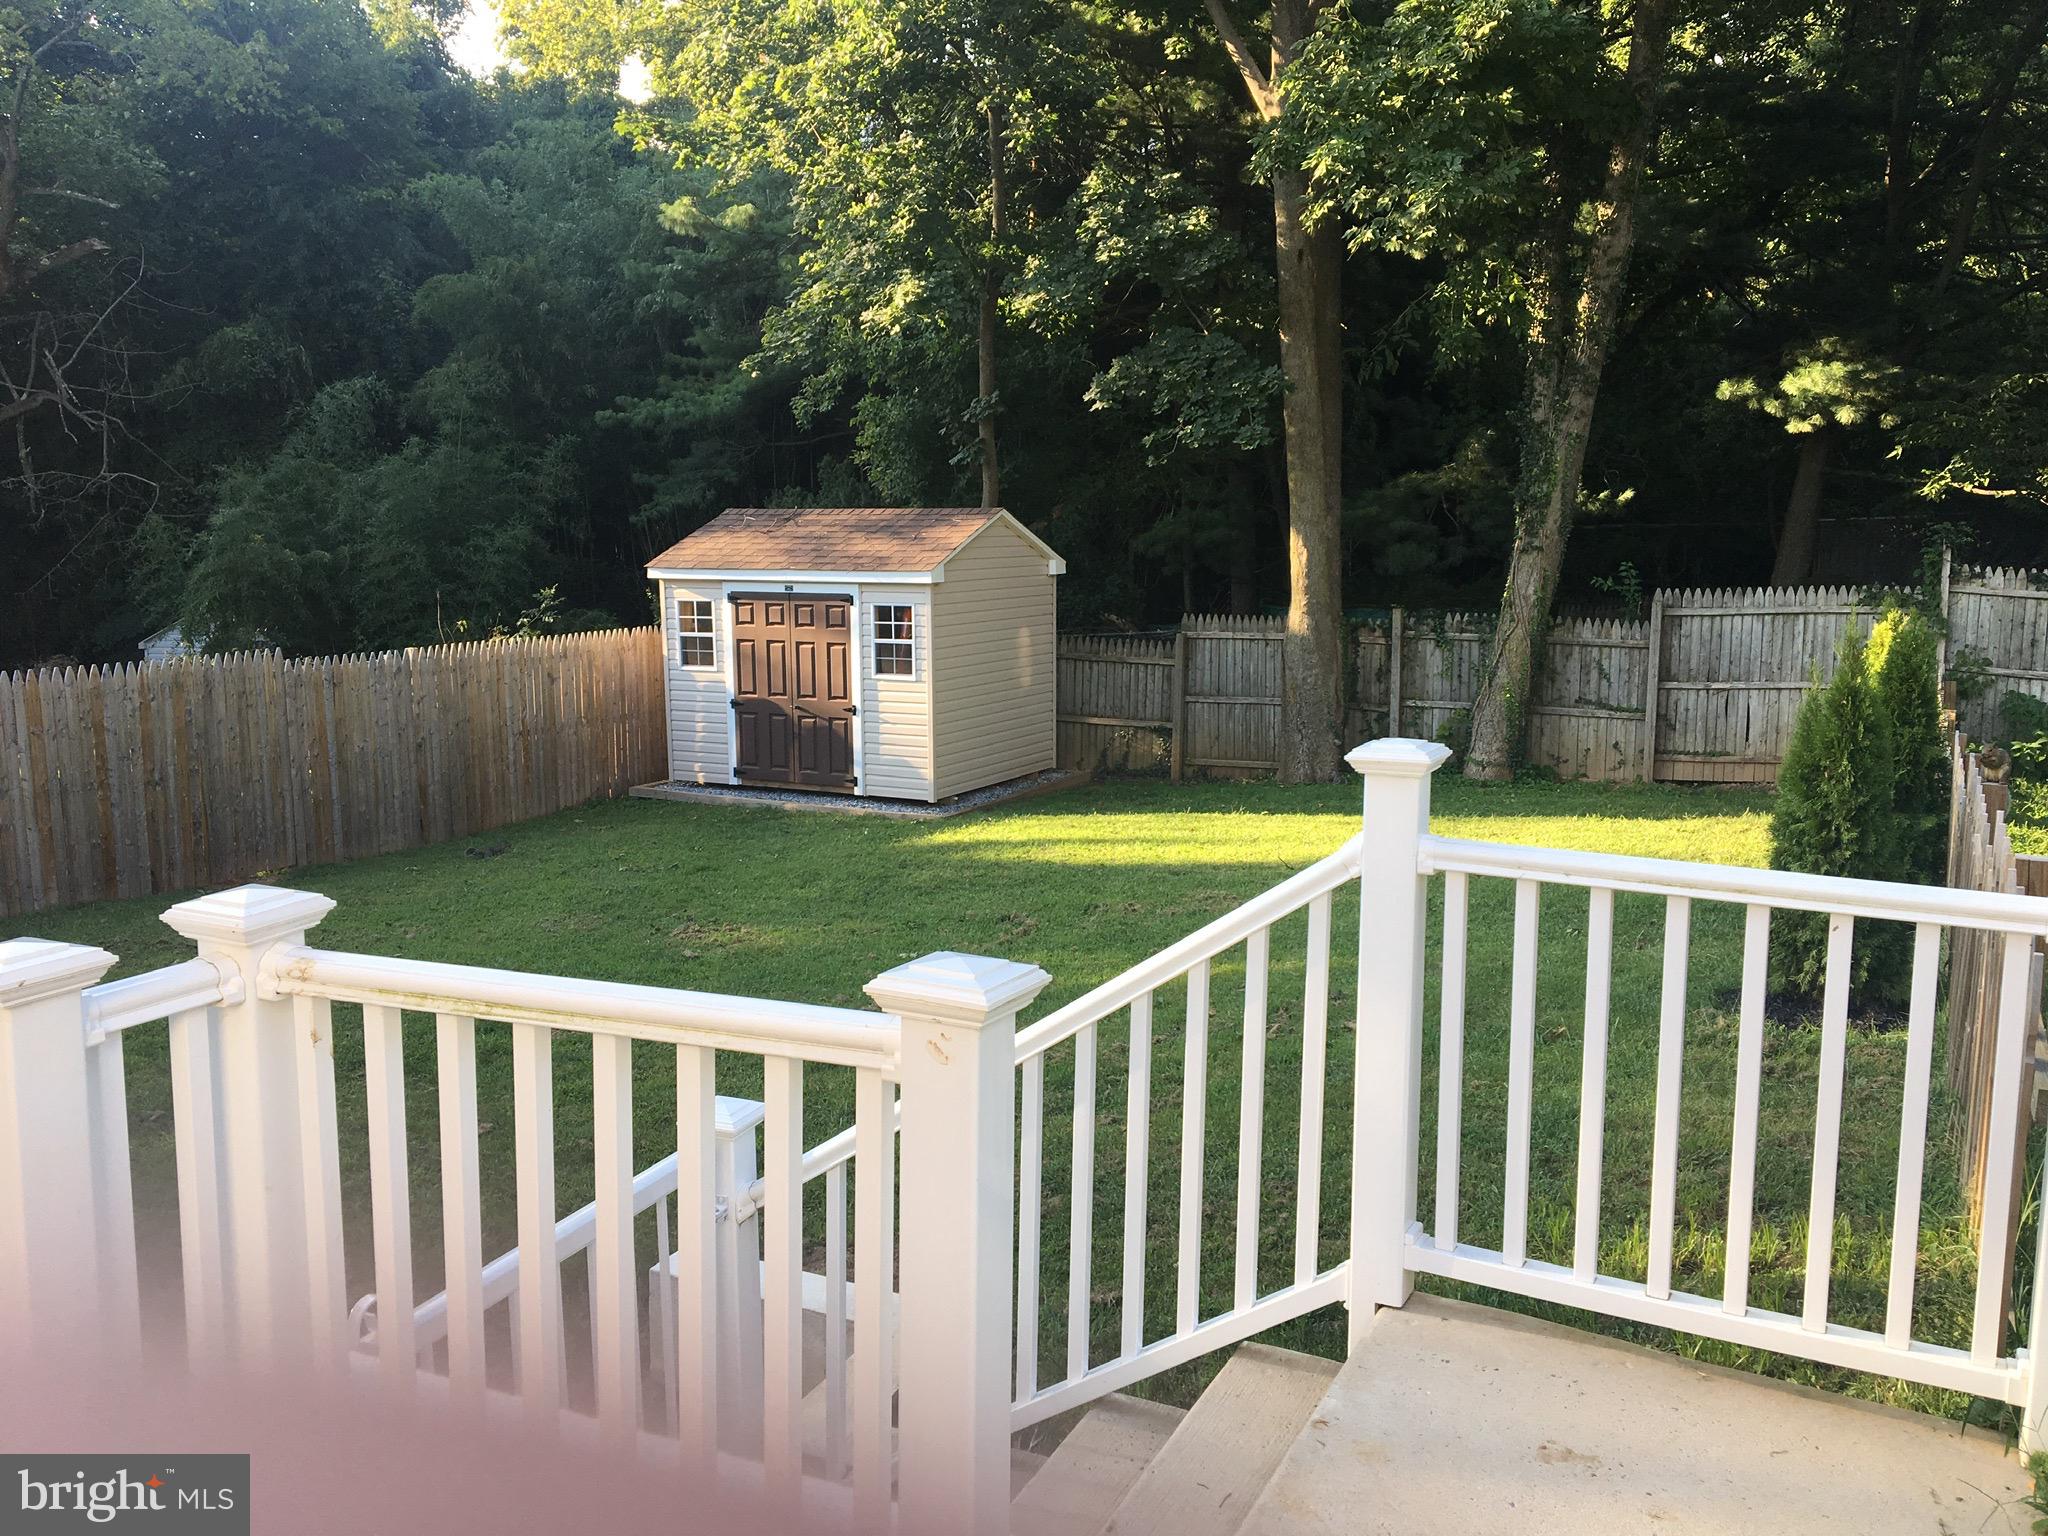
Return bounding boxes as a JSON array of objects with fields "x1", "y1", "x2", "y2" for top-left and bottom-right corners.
[
  {"x1": 1096, "y1": 1345, "x2": 1340, "y2": 1536},
  {"x1": 1011, "y1": 1393, "x2": 1187, "y2": 1536}
]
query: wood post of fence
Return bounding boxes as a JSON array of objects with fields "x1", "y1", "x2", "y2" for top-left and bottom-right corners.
[
  {"x1": 1640, "y1": 590, "x2": 1666, "y2": 782},
  {"x1": 1169, "y1": 629, "x2": 1188, "y2": 785},
  {"x1": 1388, "y1": 607, "x2": 1405, "y2": 738}
]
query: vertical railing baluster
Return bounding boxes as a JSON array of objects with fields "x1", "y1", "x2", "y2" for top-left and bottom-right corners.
[
  {"x1": 1885, "y1": 923, "x2": 1941, "y2": 1347},
  {"x1": 294, "y1": 995, "x2": 348, "y2": 1369},
  {"x1": 513, "y1": 1022, "x2": 562, "y2": 1418},
  {"x1": 1971, "y1": 931, "x2": 2034, "y2": 1362},
  {"x1": 362, "y1": 1003, "x2": 414, "y2": 1386},
  {"x1": 824, "y1": 1161, "x2": 850, "y2": 1478},
  {"x1": 1647, "y1": 895, "x2": 1691, "y2": 1302},
  {"x1": 1295, "y1": 897, "x2": 1331, "y2": 1285},
  {"x1": 1435, "y1": 873, "x2": 1468, "y2": 1253},
  {"x1": 762, "y1": 1057, "x2": 804, "y2": 1506},
  {"x1": 674, "y1": 1043, "x2": 719, "y2": 1480},
  {"x1": 1722, "y1": 905, "x2": 1769, "y2": 1314},
  {"x1": 167, "y1": 1005, "x2": 226, "y2": 1366},
  {"x1": 1802, "y1": 913, "x2": 1854, "y2": 1332},
  {"x1": 83, "y1": 1032, "x2": 140, "y2": 1356},
  {"x1": 851, "y1": 1068, "x2": 895, "y2": 1528},
  {"x1": 436, "y1": 1012, "x2": 486, "y2": 1407},
  {"x1": 1068, "y1": 1022, "x2": 1097, "y2": 1382},
  {"x1": 591, "y1": 1031, "x2": 639, "y2": 1440},
  {"x1": 1234, "y1": 927, "x2": 1269, "y2": 1309},
  {"x1": 1572, "y1": 887, "x2": 1614, "y2": 1282},
  {"x1": 652, "y1": 1194, "x2": 675, "y2": 1433},
  {"x1": 1502, "y1": 880, "x2": 1539, "y2": 1267},
  {"x1": 1016, "y1": 1052, "x2": 1043, "y2": 1401},
  {"x1": 1121, "y1": 993, "x2": 1153, "y2": 1355},
  {"x1": 1176, "y1": 958, "x2": 1210, "y2": 1333}
]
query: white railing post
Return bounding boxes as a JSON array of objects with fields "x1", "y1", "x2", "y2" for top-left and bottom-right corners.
[
  {"x1": 1346, "y1": 737, "x2": 1452, "y2": 1349},
  {"x1": 713, "y1": 1094, "x2": 767, "y2": 1456},
  {"x1": 161, "y1": 884, "x2": 337, "y2": 1367},
  {"x1": 869, "y1": 951, "x2": 1050, "y2": 1536},
  {"x1": 0, "y1": 938, "x2": 118, "y2": 1353}
]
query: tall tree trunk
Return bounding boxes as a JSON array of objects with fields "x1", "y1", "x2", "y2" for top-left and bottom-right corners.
[
  {"x1": 977, "y1": 272, "x2": 999, "y2": 508},
  {"x1": 1770, "y1": 430, "x2": 1834, "y2": 586},
  {"x1": 1274, "y1": 164, "x2": 1345, "y2": 780},
  {"x1": 1465, "y1": 0, "x2": 1677, "y2": 781},
  {"x1": 1203, "y1": 0, "x2": 1346, "y2": 781},
  {"x1": 978, "y1": 101, "x2": 1006, "y2": 509}
]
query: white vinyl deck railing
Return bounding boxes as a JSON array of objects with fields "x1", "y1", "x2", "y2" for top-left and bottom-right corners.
[
  {"x1": 7, "y1": 737, "x2": 2048, "y2": 1536},
  {"x1": 1008, "y1": 835, "x2": 1360, "y2": 1429}
]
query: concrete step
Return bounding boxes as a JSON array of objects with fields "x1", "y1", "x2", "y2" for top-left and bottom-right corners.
[
  {"x1": 1238, "y1": 1294, "x2": 2031, "y2": 1536},
  {"x1": 1011, "y1": 1394, "x2": 1188, "y2": 1536},
  {"x1": 1012, "y1": 1448, "x2": 1050, "y2": 1499},
  {"x1": 1100, "y1": 1345, "x2": 1341, "y2": 1536}
]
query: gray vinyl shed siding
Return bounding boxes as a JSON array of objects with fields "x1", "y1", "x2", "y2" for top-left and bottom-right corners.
[
  {"x1": 662, "y1": 581, "x2": 730, "y2": 782},
  {"x1": 861, "y1": 585, "x2": 935, "y2": 800},
  {"x1": 930, "y1": 522, "x2": 1057, "y2": 799}
]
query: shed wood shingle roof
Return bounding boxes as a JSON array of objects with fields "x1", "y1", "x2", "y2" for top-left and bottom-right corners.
[{"x1": 648, "y1": 507, "x2": 1007, "y2": 574}]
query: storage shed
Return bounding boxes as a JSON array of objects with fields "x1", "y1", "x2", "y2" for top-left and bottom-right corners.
[{"x1": 646, "y1": 507, "x2": 1065, "y2": 802}]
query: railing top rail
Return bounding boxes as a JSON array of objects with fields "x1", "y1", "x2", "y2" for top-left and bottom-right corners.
[
  {"x1": 80, "y1": 956, "x2": 237, "y2": 1043},
  {"x1": 1015, "y1": 832, "x2": 1363, "y2": 1059},
  {"x1": 1420, "y1": 833, "x2": 2048, "y2": 934},
  {"x1": 263, "y1": 944, "x2": 900, "y2": 1069}
]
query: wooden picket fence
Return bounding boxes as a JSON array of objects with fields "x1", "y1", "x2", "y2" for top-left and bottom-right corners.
[
  {"x1": 1056, "y1": 569, "x2": 2048, "y2": 783},
  {"x1": 1945, "y1": 732, "x2": 2048, "y2": 1235},
  {"x1": 0, "y1": 627, "x2": 665, "y2": 919}
]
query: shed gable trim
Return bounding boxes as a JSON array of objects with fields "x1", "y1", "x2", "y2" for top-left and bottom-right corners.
[{"x1": 939, "y1": 510, "x2": 1066, "y2": 578}]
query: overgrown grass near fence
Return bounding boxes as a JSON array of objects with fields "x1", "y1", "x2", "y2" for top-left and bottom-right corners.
[
  {"x1": 11, "y1": 773, "x2": 2014, "y2": 1427},
  {"x1": 0, "y1": 627, "x2": 665, "y2": 918}
]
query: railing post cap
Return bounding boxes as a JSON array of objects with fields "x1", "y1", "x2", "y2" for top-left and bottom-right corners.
[
  {"x1": 866, "y1": 951, "x2": 1052, "y2": 1027},
  {"x1": 161, "y1": 883, "x2": 336, "y2": 948},
  {"x1": 1346, "y1": 737, "x2": 1454, "y2": 778},
  {"x1": 0, "y1": 938, "x2": 117, "y2": 1009},
  {"x1": 714, "y1": 1094, "x2": 767, "y2": 1139}
]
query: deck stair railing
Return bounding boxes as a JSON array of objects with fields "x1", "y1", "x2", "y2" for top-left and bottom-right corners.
[{"x1": 8, "y1": 738, "x2": 2048, "y2": 1536}]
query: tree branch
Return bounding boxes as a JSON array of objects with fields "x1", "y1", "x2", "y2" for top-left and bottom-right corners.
[
  {"x1": 29, "y1": 236, "x2": 110, "y2": 284},
  {"x1": 21, "y1": 186, "x2": 119, "y2": 209},
  {"x1": 1203, "y1": 0, "x2": 1278, "y2": 119}
]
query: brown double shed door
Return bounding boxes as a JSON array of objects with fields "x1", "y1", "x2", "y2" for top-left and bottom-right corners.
[{"x1": 730, "y1": 592, "x2": 856, "y2": 790}]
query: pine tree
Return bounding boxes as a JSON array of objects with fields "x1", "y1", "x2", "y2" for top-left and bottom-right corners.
[
  {"x1": 1769, "y1": 628, "x2": 1900, "y2": 1002},
  {"x1": 1867, "y1": 606, "x2": 1947, "y2": 883}
]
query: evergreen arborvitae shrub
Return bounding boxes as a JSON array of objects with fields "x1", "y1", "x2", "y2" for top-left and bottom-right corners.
[
  {"x1": 1769, "y1": 628, "x2": 1901, "y2": 1002},
  {"x1": 1867, "y1": 606, "x2": 1947, "y2": 883}
]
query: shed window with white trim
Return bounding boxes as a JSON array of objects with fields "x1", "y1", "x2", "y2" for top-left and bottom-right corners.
[
  {"x1": 676, "y1": 598, "x2": 716, "y2": 668},
  {"x1": 873, "y1": 603, "x2": 916, "y2": 678}
]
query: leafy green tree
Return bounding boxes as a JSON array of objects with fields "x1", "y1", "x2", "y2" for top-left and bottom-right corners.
[{"x1": 1286, "y1": 0, "x2": 1680, "y2": 779}]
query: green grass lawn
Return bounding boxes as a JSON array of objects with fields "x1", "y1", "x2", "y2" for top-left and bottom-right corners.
[{"x1": 7, "y1": 773, "x2": 2026, "y2": 1431}]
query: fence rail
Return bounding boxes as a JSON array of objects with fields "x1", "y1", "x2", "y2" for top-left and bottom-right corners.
[
  {"x1": 0, "y1": 627, "x2": 665, "y2": 919},
  {"x1": 1057, "y1": 566, "x2": 2048, "y2": 784}
]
